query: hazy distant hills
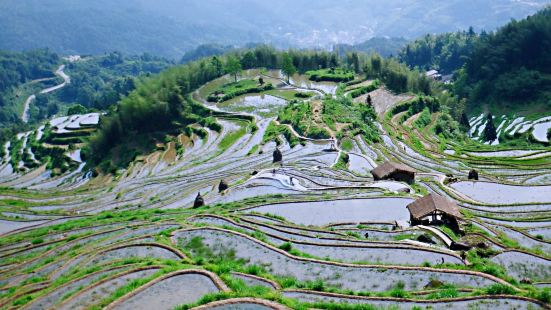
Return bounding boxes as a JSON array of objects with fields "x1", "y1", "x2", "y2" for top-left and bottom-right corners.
[{"x1": 1, "y1": 0, "x2": 547, "y2": 59}]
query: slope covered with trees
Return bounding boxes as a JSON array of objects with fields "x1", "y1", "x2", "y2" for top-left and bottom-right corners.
[
  {"x1": 454, "y1": 8, "x2": 551, "y2": 109},
  {"x1": 0, "y1": 50, "x2": 174, "y2": 159},
  {"x1": 398, "y1": 29, "x2": 479, "y2": 74}
]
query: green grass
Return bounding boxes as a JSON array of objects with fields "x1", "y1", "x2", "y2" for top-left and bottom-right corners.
[
  {"x1": 207, "y1": 79, "x2": 274, "y2": 102},
  {"x1": 218, "y1": 124, "x2": 248, "y2": 151},
  {"x1": 262, "y1": 121, "x2": 302, "y2": 147},
  {"x1": 265, "y1": 89, "x2": 314, "y2": 101},
  {"x1": 340, "y1": 138, "x2": 354, "y2": 151},
  {"x1": 413, "y1": 107, "x2": 431, "y2": 128},
  {"x1": 306, "y1": 68, "x2": 354, "y2": 82}
]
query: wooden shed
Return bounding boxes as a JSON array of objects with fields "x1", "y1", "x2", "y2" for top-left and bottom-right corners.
[
  {"x1": 371, "y1": 161, "x2": 416, "y2": 184},
  {"x1": 406, "y1": 194, "x2": 462, "y2": 230}
]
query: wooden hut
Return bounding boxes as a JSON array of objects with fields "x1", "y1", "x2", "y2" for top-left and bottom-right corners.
[
  {"x1": 406, "y1": 194, "x2": 462, "y2": 230},
  {"x1": 371, "y1": 161, "x2": 416, "y2": 184}
]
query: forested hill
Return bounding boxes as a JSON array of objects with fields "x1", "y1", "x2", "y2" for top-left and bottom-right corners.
[
  {"x1": 1, "y1": 0, "x2": 546, "y2": 59},
  {"x1": 454, "y1": 7, "x2": 551, "y2": 109},
  {"x1": 0, "y1": 50, "x2": 173, "y2": 150},
  {"x1": 0, "y1": 49, "x2": 59, "y2": 96},
  {"x1": 398, "y1": 30, "x2": 478, "y2": 74}
]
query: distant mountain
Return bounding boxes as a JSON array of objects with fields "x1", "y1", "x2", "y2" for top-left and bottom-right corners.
[
  {"x1": 334, "y1": 37, "x2": 408, "y2": 57},
  {"x1": 0, "y1": 0, "x2": 547, "y2": 59},
  {"x1": 180, "y1": 44, "x2": 236, "y2": 64}
]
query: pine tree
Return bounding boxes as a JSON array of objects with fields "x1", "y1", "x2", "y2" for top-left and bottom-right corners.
[
  {"x1": 281, "y1": 53, "x2": 297, "y2": 83},
  {"x1": 483, "y1": 113, "x2": 497, "y2": 142},
  {"x1": 460, "y1": 112, "x2": 470, "y2": 128}
]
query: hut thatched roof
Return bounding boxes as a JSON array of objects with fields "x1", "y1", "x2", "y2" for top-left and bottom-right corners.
[
  {"x1": 371, "y1": 161, "x2": 415, "y2": 179},
  {"x1": 406, "y1": 194, "x2": 462, "y2": 220}
]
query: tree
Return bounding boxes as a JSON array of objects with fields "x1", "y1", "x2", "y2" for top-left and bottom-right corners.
[
  {"x1": 67, "y1": 104, "x2": 88, "y2": 115},
  {"x1": 347, "y1": 52, "x2": 360, "y2": 73},
  {"x1": 281, "y1": 53, "x2": 297, "y2": 83},
  {"x1": 547, "y1": 128, "x2": 551, "y2": 142},
  {"x1": 211, "y1": 56, "x2": 223, "y2": 75},
  {"x1": 366, "y1": 94, "x2": 372, "y2": 106},
  {"x1": 371, "y1": 55, "x2": 382, "y2": 74},
  {"x1": 483, "y1": 113, "x2": 497, "y2": 142},
  {"x1": 225, "y1": 56, "x2": 242, "y2": 82},
  {"x1": 240, "y1": 51, "x2": 257, "y2": 69},
  {"x1": 460, "y1": 112, "x2": 470, "y2": 128}
]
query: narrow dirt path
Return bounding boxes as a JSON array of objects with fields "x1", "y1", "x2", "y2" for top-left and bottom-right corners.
[{"x1": 22, "y1": 64, "x2": 71, "y2": 123}]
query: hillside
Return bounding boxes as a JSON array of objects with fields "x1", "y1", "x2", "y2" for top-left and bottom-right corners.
[
  {"x1": 334, "y1": 37, "x2": 408, "y2": 58},
  {"x1": 2, "y1": 4, "x2": 551, "y2": 310},
  {"x1": 0, "y1": 50, "x2": 173, "y2": 156},
  {"x1": 454, "y1": 7, "x2": 551, "y2": 110},
  {"x1": 1, "y1": 45, "x2": 551, "y2": 309},
  {"x1": 0, "y1": 0, "x2": 547, "y2": 58},
  {"x1": 398, "y1": 30, "x2": 479, "y2": 74}
]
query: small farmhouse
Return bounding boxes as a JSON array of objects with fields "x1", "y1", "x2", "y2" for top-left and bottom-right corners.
[{"x1": 371, "y1": 161, "x2": 416, "y2": 184}]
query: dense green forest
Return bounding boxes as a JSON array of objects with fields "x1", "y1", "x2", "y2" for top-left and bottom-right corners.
[
  {"x1": 0, "y1": 49, "x2": 60, "y2": 94},
  {"x1": 0, "y1": 51, "x2": 173, "y2": 125},
  {"x1": 0, "y1": 49, "x2": 60, "y2": 123},
  {"x1": 56, "y1": 52, "x2": 173, "y2": 111},
  {"x1": 454, "y1": 8, "x2": 551, "y2": 110},
  {"x1": 0, "y1": 50, "x2": 173, "y2": 154},
  {"x1": 398, "y1": 29, "x2": 479, "y2": 74}
]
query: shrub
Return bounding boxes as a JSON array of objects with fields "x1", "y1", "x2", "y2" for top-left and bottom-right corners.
[
  {"x1": 486, "y1": 284, "x2": 516, "y2": 295},
  {"x1": 278, "y1": 242, "x2": 293, "y2": 252}
]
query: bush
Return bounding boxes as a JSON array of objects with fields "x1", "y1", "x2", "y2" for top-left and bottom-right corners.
[
  {"x1": 67, "y1": 104, "x2": 88, "y2": 115},
  {"x1": 294, "y1": 92, "x2": 311, "y2": 98},
  {"x1": 413, "y1": 107, "x2": 431, "y2": 128},
  {"x1": 278, "y1": 242, "x2": 292, "y2": 252},
  {"x1": 485, "y1": 284, "x2": 516, "y2": 295}
]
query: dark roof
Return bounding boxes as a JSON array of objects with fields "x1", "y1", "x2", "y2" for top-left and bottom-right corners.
[
  {"x1": 406, "y1": 194, "x2": 462, "y2": 220},
  {"x1": 371, "y1": 161, "x2": 416, "y2": 179}
]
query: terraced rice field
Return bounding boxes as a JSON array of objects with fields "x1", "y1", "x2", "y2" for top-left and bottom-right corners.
[{"x1": 0, "y1": 72, "x2": 550, "y2": 309}]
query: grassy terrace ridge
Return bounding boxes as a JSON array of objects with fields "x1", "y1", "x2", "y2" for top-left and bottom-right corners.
[
  {"x1": 1, "y1": 44, "x2": 551, "y2": 309},
  {"x1": 207, "y1": 79, "x2": 274, "y2": 103},
  {"x1": 306, "y1": 68, "x2": 355, "y2": 82}
]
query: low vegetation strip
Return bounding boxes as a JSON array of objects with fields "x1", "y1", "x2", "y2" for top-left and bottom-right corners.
[
  {"x1": 207, "y1": 79, "x2": 274, "y2": 103},
  {"x1": 306, "y1": 68, "x2": 355, "y2": 82},
  {"x1": 172, "y1": 227, "x2": 511, "y2": 291},
  {"x1": 105, "y1": 269, "x2": 230, "y2": 310}
]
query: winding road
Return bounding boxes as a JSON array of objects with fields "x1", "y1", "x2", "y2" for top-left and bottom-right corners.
[{"x1": 21, "y1": 64, "x2": 71, "y2": 123}]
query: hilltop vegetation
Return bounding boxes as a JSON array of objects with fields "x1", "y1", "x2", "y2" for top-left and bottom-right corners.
[
  {"x1": 89, "y1": 44, "x2": 468, "y2": 171},
  {"x1": 399, "y1": 29, "x2": 479, "y2": 74},
  {"x1": 0, "y1": 49, "x2": 60, "y2": 123},
  {"x1": 0, "y1": 50, "x2": 173, "y2": 159},
  {"x1": 454, "y1": 7, "x2": 551, "y2": 110}
]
